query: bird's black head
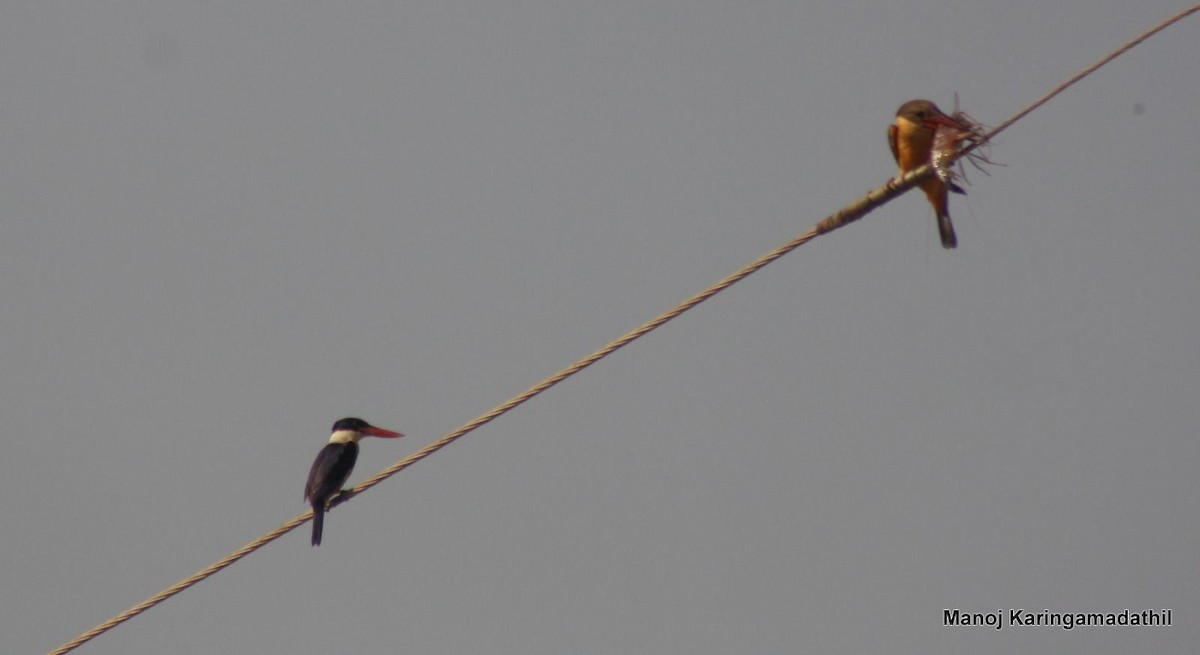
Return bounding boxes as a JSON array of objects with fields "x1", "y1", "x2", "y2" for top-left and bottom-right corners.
[{"x1": 332, "y1": 417, "x2": 371, "y2": 432}]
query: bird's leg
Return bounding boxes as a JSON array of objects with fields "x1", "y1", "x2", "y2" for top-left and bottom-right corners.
[{"x1": 329, "y1": 488, "x2": 355, "y2": 509}]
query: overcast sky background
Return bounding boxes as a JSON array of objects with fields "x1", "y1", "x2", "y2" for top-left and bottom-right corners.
[{"x1": 3, "y1": 2, "x2": 1198, "y2": 654}]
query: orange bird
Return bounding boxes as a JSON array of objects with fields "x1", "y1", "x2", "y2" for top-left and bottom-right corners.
[{"x1": 888, "y1": 99, "x2": 969, "y2": 249}]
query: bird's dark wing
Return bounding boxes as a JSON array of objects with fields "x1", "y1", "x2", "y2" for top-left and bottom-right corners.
[
  {"x1": 888, "y1": 124, "x2": 900, "y2": 165},
  {"x1": 305, "y1": 442, "x2": 359, "y2": 504}
]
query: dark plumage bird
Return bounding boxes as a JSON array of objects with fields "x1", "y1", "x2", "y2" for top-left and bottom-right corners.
[{"x1": 304, "y1": 417, "x2": 404, "y2": 546}]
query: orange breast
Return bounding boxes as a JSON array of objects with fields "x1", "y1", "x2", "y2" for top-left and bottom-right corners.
[{"x1": 894, "y1": 117, "x2": 934, "y2": 173}]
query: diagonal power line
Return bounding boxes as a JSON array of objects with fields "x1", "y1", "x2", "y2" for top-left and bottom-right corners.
[{"x1": 48, "y1": 4, "x2": 1200, "y2": 653}]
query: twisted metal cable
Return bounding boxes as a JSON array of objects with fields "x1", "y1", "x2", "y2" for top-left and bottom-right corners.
[
  {"x1": 983, "y1": 2, "x2": 1200, "y2": 144},
  {"x1": 47, "y1": 5, "x2": 1200, "y2": 653}
]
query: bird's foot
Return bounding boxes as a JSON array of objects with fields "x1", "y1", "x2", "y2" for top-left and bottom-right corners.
[{"x1": 329, "y1": 489, "x2": 354, "y2": 508}]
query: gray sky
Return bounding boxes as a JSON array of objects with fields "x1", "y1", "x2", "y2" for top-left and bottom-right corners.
[{"x1": 4, "y1": 2, "x2": 1198, "y2": 653}]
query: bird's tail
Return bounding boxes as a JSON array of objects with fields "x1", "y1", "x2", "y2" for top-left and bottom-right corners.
[
  {"x1": 311, "y1": 504, "x2": 324, "y2": 547},
  {"x1": 937, "y1": 211, "x2": 958, "y2": 249}
]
